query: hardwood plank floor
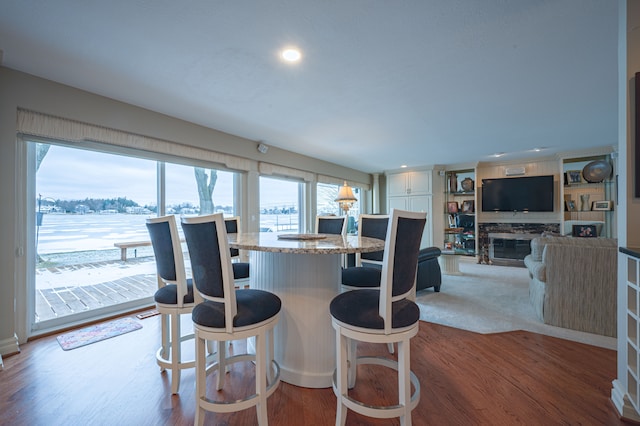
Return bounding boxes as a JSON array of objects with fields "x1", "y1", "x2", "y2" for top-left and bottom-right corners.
[{"x1": 0, "y1": 315, "x2": 626, "y2": 425}]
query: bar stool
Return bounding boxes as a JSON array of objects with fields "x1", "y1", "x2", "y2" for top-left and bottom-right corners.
[
  {"x1": 330, "y1": 208, "x2": 426, "y2": 425},
  {"x1": 340, "y1": 214, "x2": 394, "y2": 354},
  {"x1": 146, "y1": 215, "x2": 196, "y2": 395},
  {"x1": 182, "y1": 213, "x2": 281, "y2": 425}
]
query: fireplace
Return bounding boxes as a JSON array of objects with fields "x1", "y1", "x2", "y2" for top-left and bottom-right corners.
[
  {"x1": 477, "y1": 223, "x2": 560, "y2": 265},
  {"x1": 488, "y1": 233, "x2": 538, "y2": 266}
]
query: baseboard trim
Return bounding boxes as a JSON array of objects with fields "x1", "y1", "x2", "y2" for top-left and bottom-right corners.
[
  {"x1": 0, "y1": 334, "x2": 20, "y2": 358},
  {"x1": 612, "y1": 379, "x2": 640, "y2": 422}
]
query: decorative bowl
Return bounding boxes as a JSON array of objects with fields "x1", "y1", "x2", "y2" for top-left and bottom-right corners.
[{"x1": 582, "y1": 160, "x2": 612, "y2": 183}]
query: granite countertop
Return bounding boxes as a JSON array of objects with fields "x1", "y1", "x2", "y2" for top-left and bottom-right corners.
[
  {"x1": 620, "y1": 247, "x2": 640, "y2": 259},
  {"x1": 228, "y1": 232, "x2": 385, "y2": 254}
]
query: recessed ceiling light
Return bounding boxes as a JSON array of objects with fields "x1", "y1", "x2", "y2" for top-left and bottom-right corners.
[
  {"x1": 492, "y1": 152, "x2": 505, "y2": 158},
  {"x1": 400, "y1": 164, "x2": 408, "y2": 168},
  {"x1": 281, "y1": 48, "x2": 301, "y2": 62}
]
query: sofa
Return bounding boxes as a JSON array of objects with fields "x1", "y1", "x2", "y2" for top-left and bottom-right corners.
[{"x1": 523, "y1": 235, "x2": 617, "y2": 337}]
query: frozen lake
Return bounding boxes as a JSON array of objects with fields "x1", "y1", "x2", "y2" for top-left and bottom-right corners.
[{"x1": 36, "y1": 213, "x2": 299, "y2": 254}]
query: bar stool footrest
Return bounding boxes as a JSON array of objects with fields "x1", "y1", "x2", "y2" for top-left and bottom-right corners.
[{"x1": 332, "y1": 355, "x2": 420, "y2": 419}]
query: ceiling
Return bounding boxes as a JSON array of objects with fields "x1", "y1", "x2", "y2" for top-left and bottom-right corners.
[{"x1": 0, "y1": 1, "x2": 619, "y2": 173}]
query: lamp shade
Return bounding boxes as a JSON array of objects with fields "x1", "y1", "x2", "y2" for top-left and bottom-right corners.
[{"x1": 335, "y1": 182, "x2": 357, "y2": 203}]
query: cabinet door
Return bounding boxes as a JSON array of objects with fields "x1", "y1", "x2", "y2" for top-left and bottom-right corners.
[
  {"x1": 408, "y1": 195, "x2": 430, "y2": 213},
  {"x1": 388, "y1": 174, "x2": 408, "y2": 197},
  {"x1": 388, "y1": 195, "x2": 432, "y2": 248},
  {"x1": 388, "y1": 196, "x2": 409, "y2": 210},
  {"x1": 408, "y1": 171, "x2": 431, "y2": 195},
  {"x1": 409, "y1": 195, "x2": 432, "y2": 248}
]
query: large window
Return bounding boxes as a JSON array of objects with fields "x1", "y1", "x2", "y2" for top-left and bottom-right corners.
[
  {"x1": 259, "y1": 176, "x2": 301, "y2": 233},
  {"x1": 165, "y1": 163, "x2": 235, "y2": 216},
  {"x1": 30, "y1": 140, "x2": 237, "y2": 334},
  {"x1": 317, "y1": 182, "x2": 361, "y2": 234}
]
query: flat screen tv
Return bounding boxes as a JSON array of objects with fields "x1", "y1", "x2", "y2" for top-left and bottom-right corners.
[{"x1": 481, "y1": 175, "x2": 554, "y2": 212}]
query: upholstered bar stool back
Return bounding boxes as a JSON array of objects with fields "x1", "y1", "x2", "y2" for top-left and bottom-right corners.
[
  {"x1": 341, "y1": 214, "x2": 389, "y2": 289},
  {"x1": 316, "y1": 215, "x2": 347, "y2": 236},
  {"x1": 181, "y1": 213, "x2": 281, "y2": 426},
  {"x1": 317, "y1": 215, "x2": 348, "y2": 268},
  {"x1": 330, "y1": 208, "x2": 426, "y2": 425},
  {"x1": 146, "y1": 215, "x2": 196, "y2": 395},
  {"x1": 224, "y1": 216, "x2": 250, "y2": 288}
]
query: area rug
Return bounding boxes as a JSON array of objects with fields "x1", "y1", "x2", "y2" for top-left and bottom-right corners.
[
  {"x1": 56, "y1": 317, "x2": 142, "y2": 350},
  {"x1": 416, "y1": 258, "x2": 616, "y2": 350}
]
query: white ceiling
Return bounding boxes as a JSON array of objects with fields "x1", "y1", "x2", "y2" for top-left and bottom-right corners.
[{"x1": 0, "y1": 1, "x2": 619, "y2": 173}]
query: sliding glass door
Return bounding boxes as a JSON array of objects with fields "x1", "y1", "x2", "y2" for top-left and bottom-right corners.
[
  {"x1": 33, "y1": 142, "x2": 157, "y2": 331},
  {"x1": 27, "y1": 139, "x2": 237, "y2": 336}
]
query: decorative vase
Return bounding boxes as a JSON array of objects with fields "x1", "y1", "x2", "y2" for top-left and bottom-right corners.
[
  {"x1": 580, "y1": 194, "x2": 590, "y2": 211},
  {"x1": 449, "y1": 173, "x2": 458, "y2": 193},
  {"x1": 461, "y1": 177, "x2": 474, "y2": 192}
]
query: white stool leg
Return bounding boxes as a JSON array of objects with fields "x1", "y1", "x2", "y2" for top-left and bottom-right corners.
[
  {"x1": 216, "y1": 340, "x2": 226, "y2": 390},
  {"x1": 347, "y1": 337, "x2": 357, "y2": 389},
  {"x1": 159, "y1": 313, "x2": 169, "y2": 371},
  {"x1": 336, "y1": 329, "x2": 348, "y2": 426},
  {"x1": 398, "y1": 339, "x2": 412, "y2": 426},
  {"x1": 387, "y1": 342, "x2": 395, "y2": 354},
  {"x1": 267, "y1": 328, "x2": 275, "y2": 384},
  {"x1": 195, "y1": 332, "x2": 206, "y2": 426},
  {"x1": 206, "y1": 339, "x2": 215, "y2": 356},
  {"x1": 255, "y1": 331, "x2": 268, "y2": 426},
  {"x1": 170, "y1": 313, "x2": 181, "y2": 394}
]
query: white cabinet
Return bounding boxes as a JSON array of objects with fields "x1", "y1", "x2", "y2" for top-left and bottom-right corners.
[
  {"x1": 388, "y1": 195, "x2": 432, "y2": 248},
  {"x1": 624, "y1": 249, "x2": 640, "y2": 414},
  {"x1": 388, "y1": 170, "x2": 431, "y2": 196},
  {"x1": 388, "y1": 194, "x2": 430, "y2": 213},
  {"x1": 387, "y1": 170, "x2": 433, "y2": 248}
]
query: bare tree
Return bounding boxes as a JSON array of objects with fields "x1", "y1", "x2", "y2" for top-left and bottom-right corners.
[
  {"x1": 36, "y1": 143, "x2": 50, "y2": 172},
  {"x1": 194, "y1": 168, "x2": 217, "y2": 214}
]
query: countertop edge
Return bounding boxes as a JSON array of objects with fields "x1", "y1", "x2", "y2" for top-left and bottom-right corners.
[{"x1": 620, "y1": 246, "x2": 640, "y2": 259}]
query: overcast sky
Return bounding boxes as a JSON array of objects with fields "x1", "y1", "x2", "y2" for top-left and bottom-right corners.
[{"x1": 36, "y1": 144, "x2": 298, "y2": 208}]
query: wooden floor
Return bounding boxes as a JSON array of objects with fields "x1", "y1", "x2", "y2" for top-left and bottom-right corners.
[{"x1": 0, "y1": 315, "x2": 627, "y2": 425}]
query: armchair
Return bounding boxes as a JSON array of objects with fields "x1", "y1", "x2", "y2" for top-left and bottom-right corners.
[{"x1": 416, "y1": 247, "x2": 442, "y2": 292}]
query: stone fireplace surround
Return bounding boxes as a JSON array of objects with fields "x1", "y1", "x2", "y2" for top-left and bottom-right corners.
[{"x1": 477, "y1": 223, "x2": 560, "y2": 265}]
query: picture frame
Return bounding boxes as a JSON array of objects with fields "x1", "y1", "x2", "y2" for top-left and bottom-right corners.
[
  {"x1": 447, "y1": 201, "x2": 459, "y2": 213},
  {"x1": 565, "y1": 199, "x2": 576, "y2": 212},
  {"x1": 572, "y1": 224, "x2": 597, "y2": 238},
  {"x1": 566, "y1": 170, "x2": 583, "y2": 185},
  {"x1": 592, "y1": 200, "x2": 613, "y2": 211},
  {"x1": 461, "y1": 200, "x2": 475, "y2": 213}
]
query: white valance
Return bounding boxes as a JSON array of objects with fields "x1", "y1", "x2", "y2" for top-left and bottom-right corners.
[
  {"x1": 258, "y1": 162, "x2": 316, "y2": 182},
  {"x1": 16, "y1": 109, "x2": 252, "y2": 171},
  {"x1": 317, "y1": 174, "x2": 371, "y2": 191}
]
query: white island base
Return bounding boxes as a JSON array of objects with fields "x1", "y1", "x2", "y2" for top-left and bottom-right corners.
[{"x1": 250, "y1": 250, "x2": 341, "y2": 388}]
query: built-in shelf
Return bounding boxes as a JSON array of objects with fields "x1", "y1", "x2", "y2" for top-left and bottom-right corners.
[{"x1": 443, "y1": 170, "x2": 476, "y2": 256}]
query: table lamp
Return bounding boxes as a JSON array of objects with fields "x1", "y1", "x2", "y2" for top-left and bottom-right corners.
[{"x1": 335, "y1": 181, "x2": 357, "y2": 214}]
